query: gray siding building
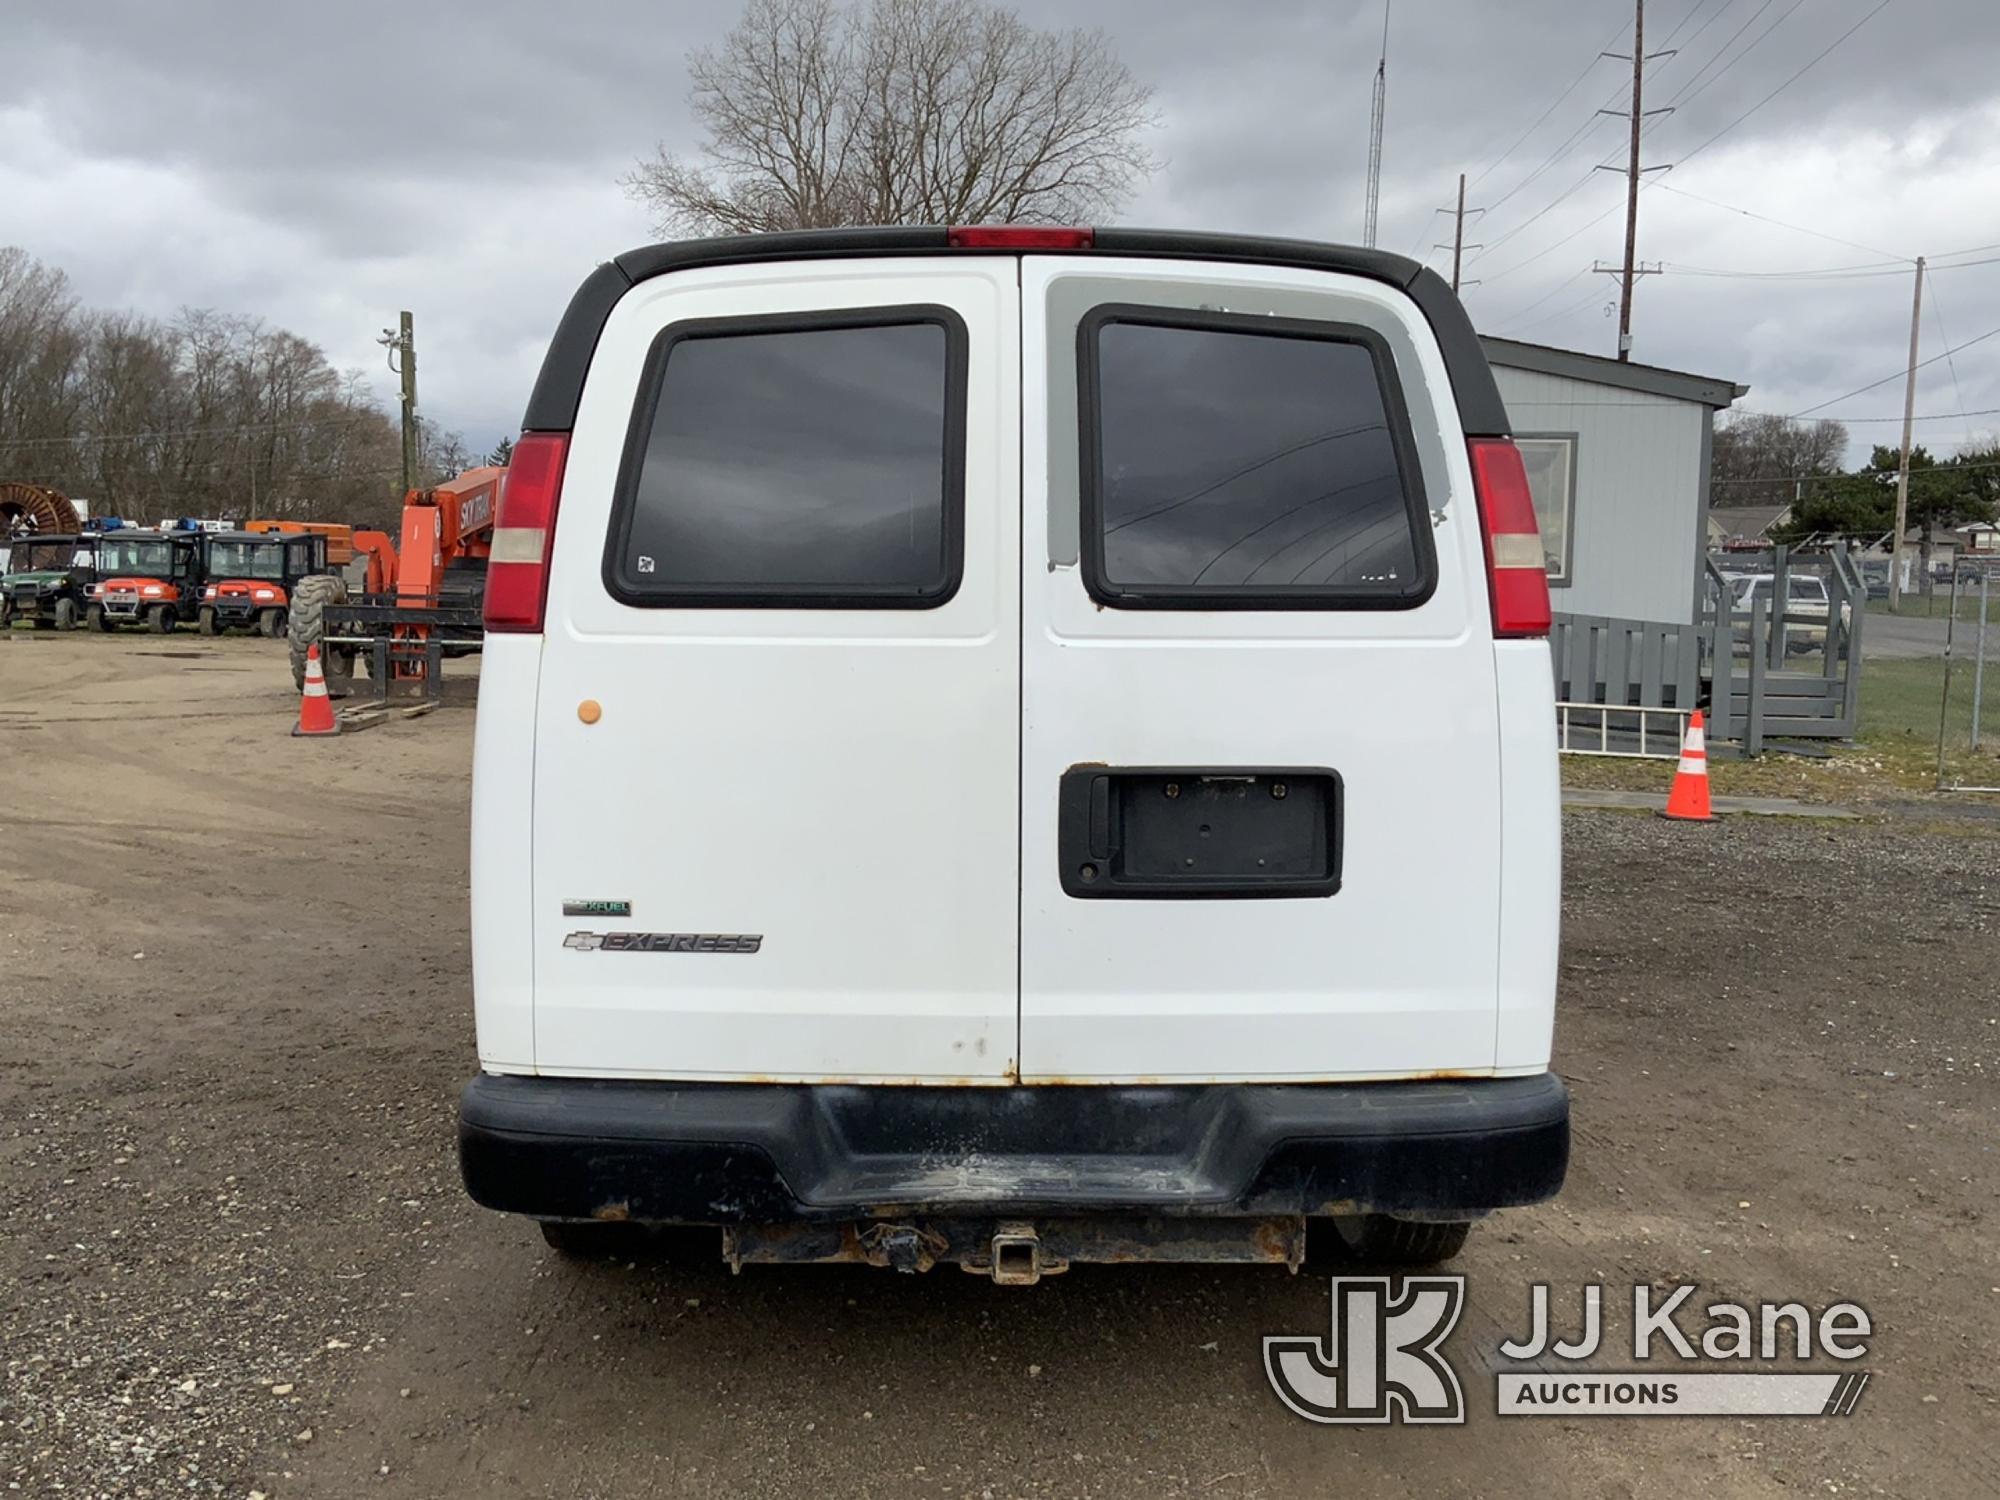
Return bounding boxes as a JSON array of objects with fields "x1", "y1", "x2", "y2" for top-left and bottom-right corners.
[{"x1": 1479, "y1": 337, "x2": 1747, "y2": 626}]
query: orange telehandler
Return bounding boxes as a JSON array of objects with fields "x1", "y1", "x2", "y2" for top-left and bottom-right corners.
[{"x1": 273, "y1": 466, "x2": 500, "y2": 698}]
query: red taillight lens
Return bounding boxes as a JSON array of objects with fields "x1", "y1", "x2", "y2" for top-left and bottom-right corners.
[
  {"x1": 946, "y1": 225, "x2": 1094, "y2": 249},
  {"x1": 483, "y1": 431, "x2": 568, "y2": 633},
  {"x1": 1467, "y1": 438, "x2": 1552, "y2": 639}
]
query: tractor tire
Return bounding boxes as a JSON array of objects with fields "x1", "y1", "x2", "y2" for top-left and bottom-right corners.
[
  {"x1": 261, "y1": 606, "x2": 287, "y2": 639},
  {"x1": 0, "y1": 598, "x2": 10, "y2": 628},
  {"x1": 288, "y1": 574, "x2": 348, "y2": 692},
  {"x1": 197, "y1": 606, "x2": 221, "y2": 636},
  {"x1": 146, "y1": 603, "x2": 175, "y2": 633},
  {"x1": 88, "y1": 604, "x2": 112, "y2": 632},
  {"x1": 54, "y1": 597, "x2": 78, "y2": 631}
]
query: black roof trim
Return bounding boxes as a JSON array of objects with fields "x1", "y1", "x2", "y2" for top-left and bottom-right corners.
[
  {"x1": 521, "y1": 227, "x2": 1511, "y2": 436},
  {"x1": 1480, "y1": 335, "x2": 1748, "y2": 409}
]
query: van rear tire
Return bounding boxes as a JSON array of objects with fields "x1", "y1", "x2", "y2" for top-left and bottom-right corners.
[
  {"x1": 1306, "y1": 1215, "x2": 1471, "y2": 1269},
  {"x1": 537, "y1": 1220, "x2": 718, "y2": 1265}
]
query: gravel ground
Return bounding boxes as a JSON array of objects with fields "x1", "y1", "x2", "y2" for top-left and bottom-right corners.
[{"x1": 2, "y1": 632, "x2": 1996, "y2": 1498}]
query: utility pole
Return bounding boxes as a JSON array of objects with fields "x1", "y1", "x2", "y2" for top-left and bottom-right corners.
[
  {"x1": 1617, "y1": 0, "x2": 1644, "y2": 360},
  {"x1": 379, "y1": 312, "x2": 417, "y2": 497},
  {"x1": 1362, "y1": 0, "x2": 1390, "y2": 247},
  {"x1": 1888, "y1": 256, "x2": 1926, "y2": 614},
  {"x1": 1593, "y1": 0, "x2": 1674, "y2": 360},
  {"x1": 1432, "y1": 173, "x2": 1485, "y2": 294}
]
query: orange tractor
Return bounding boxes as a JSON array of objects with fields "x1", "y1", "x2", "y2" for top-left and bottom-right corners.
[{"x1": 278, "y1": 466, "x2": 500, "y2": 698}]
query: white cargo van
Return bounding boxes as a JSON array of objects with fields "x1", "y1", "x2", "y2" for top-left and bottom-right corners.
[{"x1": 460, "y1": 227, "x2": 1566, "y2": 1279}]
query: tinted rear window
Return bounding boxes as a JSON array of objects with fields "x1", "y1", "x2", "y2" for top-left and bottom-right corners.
[
  {"x1": 607, "y1": 308, "x2": 966, "y2": 607},
  {"x1": 1080, "y1": 307, "x2": 1432, "y2": 608}
]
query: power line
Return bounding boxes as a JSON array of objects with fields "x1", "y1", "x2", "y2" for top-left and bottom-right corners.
[
  {"x1": 1649, "y1": 182, "x2": 1910, "y2": 260},
  {"x1": 1655, "y1": 0, "x2": 1735, "y2": 60},
  {"x1": 1674, "y1": 0, "x2": 1897, "y2": 169},
  {"x1": 0, "y1": 414, "x2": 389, "y2": 449},
  {"x1": 1490, "y1": 263, "x2": 1595, "y2": 326},
  {"x1": 1662, "y1": 254, "x2": 2000, "y2": 279},
  {"x1": 1790, "y1": 321, "x2": 2000, "y2": 417},
  {"x1": 1464, "y1": 16, "x2": 1630, "y2": 193},
  {"x1": 1471, "y1": 0, "x2": 1727, "y2": 237},
  {"x1": 1657, "y1": 0, "x2": 1796, "y2": 112},
  {"x1": 1469, "y1": 0, "x2": 1897, "y2": 290},
  {"x1": 1466, "y1": 0, "x2": 1740, "y2": 268},
  {"x1": 1478, "y1": 200, "x2": 1626, "y2": 284},
  {"x1": 1734, "y1": 405, "x2": 2000, "y2": 424},
  {"x1": 1506, "y1": 282, "x2": 1615, "y2": 337},
  {"x1": 1926, "y1": 278, "x2": 1978, "y2": 449}
]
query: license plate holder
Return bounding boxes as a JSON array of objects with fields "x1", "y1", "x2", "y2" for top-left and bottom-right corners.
[{"x1": 1057, "y1": 766, "x2": 1342, "y2": 899}]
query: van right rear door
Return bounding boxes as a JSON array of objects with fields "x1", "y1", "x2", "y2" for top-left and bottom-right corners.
[{"x1": 1017, "y1": 255, "x2": 1505, "y2": 1083}]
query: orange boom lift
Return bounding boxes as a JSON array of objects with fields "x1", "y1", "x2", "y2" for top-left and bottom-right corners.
[{"x1": 273, "y1": 466, "x2": 501, "y2": 700}]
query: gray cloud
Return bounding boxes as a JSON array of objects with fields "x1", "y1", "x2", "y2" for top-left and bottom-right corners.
[{"x1": 5, "y1": 0, "x2": 1999, "y2": 460}]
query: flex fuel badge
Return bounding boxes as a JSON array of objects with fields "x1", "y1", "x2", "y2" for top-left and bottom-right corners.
[{"x1": 562, "y1": 899, "x2": 632, "y2": 918}]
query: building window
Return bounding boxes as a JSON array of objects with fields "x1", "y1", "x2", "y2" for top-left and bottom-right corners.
[{"x1": 1514, "y1": 434, "x2": 1576, "y2": 585}]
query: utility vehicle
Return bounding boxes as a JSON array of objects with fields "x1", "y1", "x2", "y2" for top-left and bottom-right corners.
[
  {"x1": 89, "y1": 529, "x2": 205, "y2": 632},
  {"x1": 198, "y1": 529, "x2": 332, "y2": 637},
  {"x1": 1, "y1": 534, "x2": 95, "y2": 629}
]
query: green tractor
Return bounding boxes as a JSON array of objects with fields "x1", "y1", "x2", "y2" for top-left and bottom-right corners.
[{"x1": 0, "y1": 533, "x2": 97, "y2": 630}]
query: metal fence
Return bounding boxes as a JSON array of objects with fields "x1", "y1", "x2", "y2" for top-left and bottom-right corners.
[{"x1": 1936, "y1": 562, "x2": 2000, "y2": 793}]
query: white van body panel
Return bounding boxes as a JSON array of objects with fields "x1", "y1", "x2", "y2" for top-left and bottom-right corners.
[
  {"x1": 526, "y1": 258, "x2": 1022, "y2": 1082},
  {"x1": 1016, "y1": 256, "x2": 1505, "y2": 1082},
  {"x1": 473, "y1": 244, "x2": 1561, "y2": 1089},
  {"x1": 469, "y1": 633, "x2": 541, "y2": 1073},
  {"x1": 1492, "y1": 639, "x2": 1562, "y2": 1072}
]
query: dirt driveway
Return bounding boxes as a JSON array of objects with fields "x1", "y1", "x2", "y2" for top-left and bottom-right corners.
[{"x1": 2, "y1": 631, "x2": 1995, "y2": 1498}]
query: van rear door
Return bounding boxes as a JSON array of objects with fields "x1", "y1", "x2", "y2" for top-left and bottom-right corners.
[
  {"x1": 530, "y1": 258, "x2": 1021, "y2": 1082},
  {"x1": 1018, "y1": 256, "x2": 1503, "y2": 1082}
]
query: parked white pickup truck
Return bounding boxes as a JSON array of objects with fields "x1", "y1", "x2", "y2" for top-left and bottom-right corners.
[{"x1": 458, "y1": 226, "x2": 1567, "y2": 1280}]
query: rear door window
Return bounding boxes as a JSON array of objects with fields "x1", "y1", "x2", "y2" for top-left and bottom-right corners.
[
  {"x1": 1079, "y1": 306, "x2": 1433, "y2": 609},
  {"x1": 606, "y1": 307, "x2": 967, "y2": 608}
]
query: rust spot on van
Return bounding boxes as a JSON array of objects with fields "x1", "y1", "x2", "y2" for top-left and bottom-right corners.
[{"x1": 1252, "y1": 1216, "x2": 1308, "y2": 1266}]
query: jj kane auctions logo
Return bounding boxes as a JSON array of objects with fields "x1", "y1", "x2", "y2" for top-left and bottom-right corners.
[{"x1": 1266, "y1": 1279, "x2": 1873, "y2": 1423}]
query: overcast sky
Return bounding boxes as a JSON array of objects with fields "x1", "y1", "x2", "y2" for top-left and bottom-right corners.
[{"x1": 7, "y1": 0, "x2": 1998, "y2": 467}]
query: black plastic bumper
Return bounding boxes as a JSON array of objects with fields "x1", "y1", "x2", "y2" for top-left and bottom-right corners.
[{"x1": 459, "y1": 1073, "x2": 1568, "y2": 1223}]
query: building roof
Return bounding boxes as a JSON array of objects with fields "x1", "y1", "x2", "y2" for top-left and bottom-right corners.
[
  {"x1": 1480, "y1": 336, "x2": 1749, "y2": 409},
  {"x1": 1708, "y1": 504, "x2": 1792, "y2": 541}
]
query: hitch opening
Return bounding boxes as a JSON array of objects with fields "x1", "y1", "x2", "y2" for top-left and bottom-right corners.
[{"x1": 989, "y1": 1223, "x2": 1045, "y2": 1286}]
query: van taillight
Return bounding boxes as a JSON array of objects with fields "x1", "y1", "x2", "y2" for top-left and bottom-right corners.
[
  {"x1": 1467, "y1": 438, "x2": 1552, "y2": 639},
  {"x1": 483, "y1": 431, "x2": 569, "y2": 633},
  {"x1": 947, "y1": 225, "x2": 1094, "y2": 249}
]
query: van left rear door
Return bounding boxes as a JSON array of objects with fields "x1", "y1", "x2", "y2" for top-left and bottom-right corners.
[{"x1": 530, "y1": 258, "x2": 1021, "y2": 1082}]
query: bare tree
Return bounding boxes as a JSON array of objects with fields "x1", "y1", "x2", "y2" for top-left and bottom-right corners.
[
  {"x1": 1711, "y1": 412, "x2": 1850, "y2": 511},
  {"x1": 0, "y1": 246, "x2": 406, "y2": 527},
  {"x1": 624, "y1": 0, "x2": 1157, "y2": 236}
]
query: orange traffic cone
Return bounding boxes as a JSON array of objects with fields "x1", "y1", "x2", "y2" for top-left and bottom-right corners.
[
  {"x1": 1661, "y1": 708, "x2": 1713, "y2": 821},
  {"x1": 292, "y1": 644, "x2": 339, "y2": 738}
]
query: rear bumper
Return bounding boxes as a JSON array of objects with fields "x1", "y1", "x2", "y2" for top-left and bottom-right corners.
[{"x1": 458, "y1": 1073, "x2": 1569, "y2": 1223}]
